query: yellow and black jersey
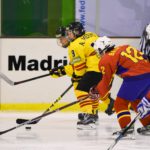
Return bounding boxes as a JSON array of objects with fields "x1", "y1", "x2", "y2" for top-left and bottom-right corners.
[{"x1": 67, "y1": 32, "x2": 100, "y2": 76}]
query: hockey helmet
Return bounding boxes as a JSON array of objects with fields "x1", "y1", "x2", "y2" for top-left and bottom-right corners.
[
  {"x1": 66, "y1": 22, "x2": 85, "y2": 38},
  {"x1": 55, "y1": 26, "x2": 70, "y2": 48},
  {"x1": 91, "y1": 36, "x2": 115, "y2": 55},
  {"x1": 55, "y1": 26, "x2": 66, "y2": 38}
]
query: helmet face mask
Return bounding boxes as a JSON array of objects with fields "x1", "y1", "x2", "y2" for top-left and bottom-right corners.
[
  {"x1": 91, "y1": 36, "x2": 115, "y2": 56},
  {"x1": 55, "y1": 26, "x2": 70, "y2": 48},
  {"x1": 57, "y1": 37, "x2": 69, "y2": 48}
]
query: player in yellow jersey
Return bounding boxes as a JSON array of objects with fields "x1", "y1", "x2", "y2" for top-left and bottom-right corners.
[{"x1": 50, "y1": 22, "x2": 114, "y2": 129}]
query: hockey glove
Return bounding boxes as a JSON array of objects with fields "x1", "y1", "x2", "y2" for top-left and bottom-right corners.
[
  {"x1": 137, "y1": 97, "x2": 150, "y2": 119},
  {"x1": 105, "y1": 95, "x2": 115, "y2": 116},
  {"x1": 89, "y1": 85, "x2": 100, "y2": 100},
  {"x1": 71, "y1": 73, "x2": 82, "y2": 83},
  {"x1": 50, "y1": 66, "x2": 66, "y2": 78}
]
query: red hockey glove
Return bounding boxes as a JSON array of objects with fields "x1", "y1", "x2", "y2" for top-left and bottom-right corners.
[{"x1": 89, "y1": 86, "x2": 100, "y2": 100}]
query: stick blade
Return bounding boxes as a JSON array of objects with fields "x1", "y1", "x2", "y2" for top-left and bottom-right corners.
[
  {"x1": 0, "y1": 72, "x2": 14, "y2": 85},
  {"x1": 16, "y1": 118, "x2": 38, "y2": 124}
]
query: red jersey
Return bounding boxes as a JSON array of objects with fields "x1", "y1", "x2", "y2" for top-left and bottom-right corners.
[{"x1": 96, "y1": 45, "x2": 150, "y2": 99}]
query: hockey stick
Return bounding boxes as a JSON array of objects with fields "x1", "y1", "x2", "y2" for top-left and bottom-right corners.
[
  {"x1": 0, "y1": 95, "x2": 89, "y2": 135},
  {"x1": 16, "y1": 84, "x2": 73, "y2": 124},
  {"x1": 0, "y1": 72, "x2": 51, "y2": 85},
  {"x1": 107, "y1": 113, "x2": 140, "y2": 150}
]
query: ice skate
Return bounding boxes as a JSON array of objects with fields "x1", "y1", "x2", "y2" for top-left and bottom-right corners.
[
  {"x1": 78, "y1": 110, "x2": 99, "y2": 124},
  {"x1": 77, "y1": 113, "x2": 97, "y2": 130},
  {"x1": 112, "y1": 125, "x2": 135, "y2": 140},
  {"x1": 137, "y1": 125, "x2": 150, "y2": 135},
  {"x1": 78, "y1": 113, "x2": 86, "y2": 121}
]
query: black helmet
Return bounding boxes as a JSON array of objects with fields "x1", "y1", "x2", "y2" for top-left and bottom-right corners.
[
  {"x1": 55, "y1": 26, "x2": 70, "y2": 48},
  {"x1": 66, "y1": 22, "x2": 85, "y2": 37},
  {"x1": 55, "y1": 26, "x2": 66, "y2": 38}
]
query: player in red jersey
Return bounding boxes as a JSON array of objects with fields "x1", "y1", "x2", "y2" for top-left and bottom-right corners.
[{"x1": 89, "y1": 36, "x2": 150, "y2": 136}]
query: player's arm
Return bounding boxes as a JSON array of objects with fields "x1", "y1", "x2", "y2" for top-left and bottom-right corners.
[
  {"x1": 89, "y1": 56, "x2": 116, "y2": 99},
  {"x1": 96, "y1": 59, "x2": 116, "y2": 100}
]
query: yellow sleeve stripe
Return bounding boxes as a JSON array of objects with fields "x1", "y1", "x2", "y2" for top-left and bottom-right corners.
[
  {"x1": 117, "y1": 110, "x2": 130, "y2": 115},
  {"x1": 118, "y1": 115, "x2": 131, "y2": 121}
]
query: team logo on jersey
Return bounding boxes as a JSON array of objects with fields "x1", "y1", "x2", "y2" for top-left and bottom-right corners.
[{"x1": 71, "y1": 57, "x2": 81, "y2": 64}]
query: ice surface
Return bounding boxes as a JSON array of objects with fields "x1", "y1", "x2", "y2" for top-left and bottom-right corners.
[{"x1": 0, "y1": 112, "x2": 149, "y2": 150}]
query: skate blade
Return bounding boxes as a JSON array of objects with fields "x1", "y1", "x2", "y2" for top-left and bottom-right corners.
[
  {"x1": 77, "y1": 123, "x2": 97, "y2": 130},
  {"x1": 138, "y1": 132, "x2": 150, "y2": 136},
  {"x1": 111, "y1": 133, "x2": 136, "y2": 140},
  {"x1": 95, "y1": 121, "x2": 99, "y2": 125}
]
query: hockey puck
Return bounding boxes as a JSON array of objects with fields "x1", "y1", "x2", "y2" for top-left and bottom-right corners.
[{"x1": 25, "y1": 126, "x2": 31, "y2": 130}]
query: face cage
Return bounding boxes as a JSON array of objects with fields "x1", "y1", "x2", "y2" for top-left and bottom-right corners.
[
  {"x1": 56, "y1": 38, "x2": 69, "y2": 48},
  {"x1": 96, "y1": 45, "x2": 114, "y2": 56}
]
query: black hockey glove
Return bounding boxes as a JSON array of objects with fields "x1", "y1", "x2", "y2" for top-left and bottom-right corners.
[
  {"x1": 50, "y1": 66, "x2": 66, "y2": 78},
  {"x1": 105, "y1": 95, "x2": 115, "y2": 116}
]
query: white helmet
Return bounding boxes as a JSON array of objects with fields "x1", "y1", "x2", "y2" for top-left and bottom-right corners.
[{"x1": 91, "y1": 36, "x2": 115, "y2": 55}]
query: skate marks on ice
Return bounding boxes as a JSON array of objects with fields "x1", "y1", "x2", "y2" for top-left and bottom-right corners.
[{"x1": 0, "y1": 112, "x2": 149, "y2": 150}]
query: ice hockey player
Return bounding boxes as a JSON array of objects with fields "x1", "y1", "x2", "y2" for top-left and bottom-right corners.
[
  {"x1": 140, "y1": 23, "x2": 150, "y2": 61},
  {"x1": 89, "y1": 36, "x2": 150, "y2": 136},
  {"x1": 50, "y1": 22, "x2": 114, "y2": 130}
]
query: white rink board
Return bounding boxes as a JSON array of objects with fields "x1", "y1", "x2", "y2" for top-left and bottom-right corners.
[{"x1": 0, "y1": 38, "x2": 140, "y2": 103}]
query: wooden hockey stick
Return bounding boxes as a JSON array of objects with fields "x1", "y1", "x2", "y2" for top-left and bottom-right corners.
[
  {"x1": 0, "y1": 95, "x2": 89, "y2": 135},
  {"x1": 16, "y1": 84, "x2": 73, "y2": 124},
  {"x1": 107, "y1": 113, "x2": 140, "y2": 150},
  {"x1": 0, "y1": 72, "x2": 51, "y2": 85}
]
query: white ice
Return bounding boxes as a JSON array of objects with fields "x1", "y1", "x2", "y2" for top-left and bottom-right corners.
[{"x1": 0, "y1": 112, "x2": 149, "y2": 150}]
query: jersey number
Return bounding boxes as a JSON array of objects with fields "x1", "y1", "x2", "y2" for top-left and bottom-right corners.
[
  {"x1": 100, "y1": 66, "x2": 105, "y2": 75},
  {"x1": 121, "y1": 46, "x2": 143, "y2": 63}
]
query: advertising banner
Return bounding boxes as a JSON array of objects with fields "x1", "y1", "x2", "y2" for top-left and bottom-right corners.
[
  {"x1": 0, "y1": 39, "x2": 74, "y2": 104},
  {"x1": 76, "y1": 0, "x2": 150, "y2": 37},
  {"x1": 0, "y1": 38, "x2": 140, "y2": 105}
]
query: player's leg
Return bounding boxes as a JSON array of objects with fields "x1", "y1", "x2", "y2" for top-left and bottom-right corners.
[
  {"x1": 114, "y1": 97, "x2": 131, "y2": 128},
  {"x1": 113, "y1": 97, "x2": 135, "y2": 138},
  {"x1": 72, "y1": 78, "x2": 96, "y2": 124},
  {"x1": 75, "y1": 71, "x2": 102, "y2": 129}
]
